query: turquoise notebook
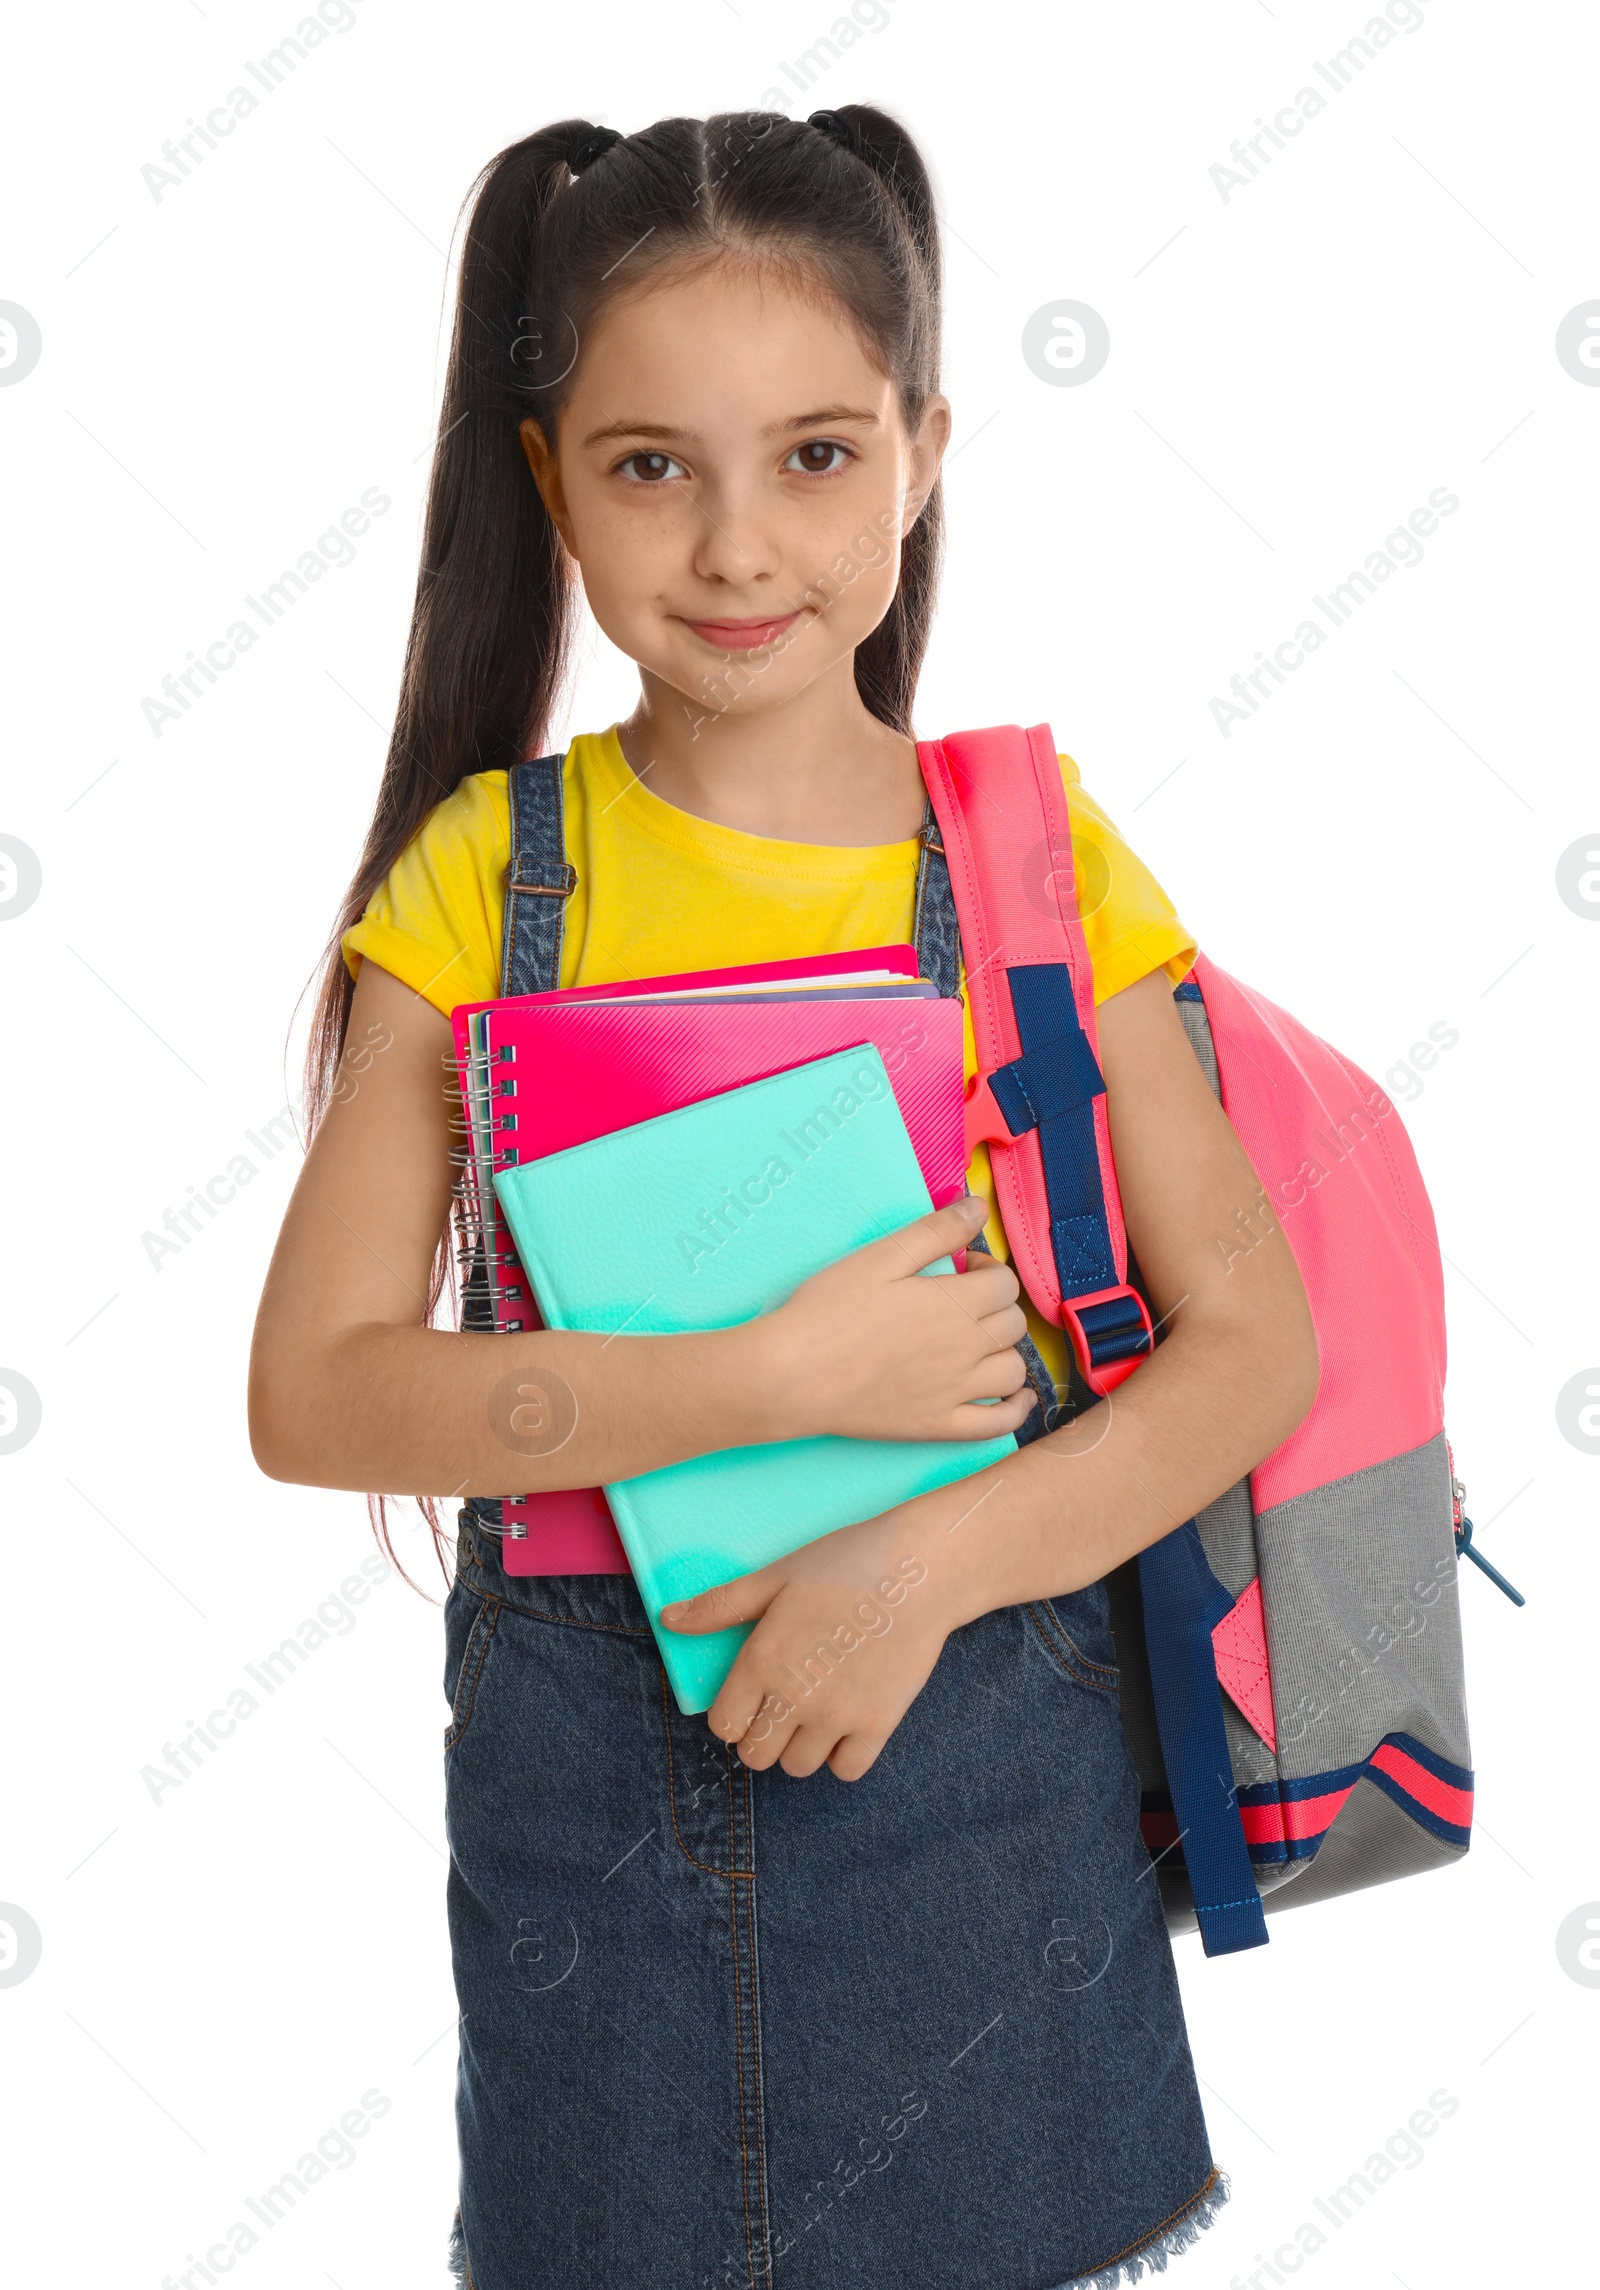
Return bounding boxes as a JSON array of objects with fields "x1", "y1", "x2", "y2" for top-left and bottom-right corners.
[{"x1": 492, "y1": 1045, "x2": 1017, "y2": 1712}]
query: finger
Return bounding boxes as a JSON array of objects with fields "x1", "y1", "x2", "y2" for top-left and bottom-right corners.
[
  {"x1": 715, "y1": 1684, "x2": 788, "y2": 1751},
  {"x1": 919, "y1": 1260, "x2": 1019, "y2": 1331},
  {"x1": 707, "y1": 1646, "x2": 789, "y2": 1742},
  {"x1": 737, "y1": 1698, "x2": 801, "y2": 1770},
  {"x1": 975, "y1": 1303, "x2": 1030, "y2": 1349},
  {"x1": 950, "y1": 1255, "x2": 1020, "y2": 1307},
  {"x1": 965, "y1": 1347, "x2": 1031, "y2": 1400},
  {"x1": 778, "y1": 1724, "x2": 839, "y2": 1778},
  {"x1": 828, "y1": 1730, "x2": 890, "y2": 1782},
  {"x1": 708, "y1": 1611, "x2": 814, "y2": 1742},
  {"x1": 930, "y1": 1260, "x2": 1018, "y2": 1314},
  {"x1": 854, "y1": 1194, "x2": 988, "y2": 1281},
  {"x1": 659, "y1": 1569, "x2": 776, "y2": 1636},
  {"x1": 947, "y1": 1388, "x2": 1039, "y2": 1439}
]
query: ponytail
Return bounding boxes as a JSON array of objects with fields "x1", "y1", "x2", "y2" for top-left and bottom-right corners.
[
  {"x1": 821, "y1": 104, "x2": 944, "y2": 736},
  {"x1": 302, "y1": 122, "x2": 593, "y2": 1138}
]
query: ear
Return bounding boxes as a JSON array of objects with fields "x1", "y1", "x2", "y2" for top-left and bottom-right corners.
[
  {"x1": 901, "y1": 391, "x2": 952, "y2": 534},
  {"x1": 519, "y1": 417, "x2": 577, "y2": 555}
]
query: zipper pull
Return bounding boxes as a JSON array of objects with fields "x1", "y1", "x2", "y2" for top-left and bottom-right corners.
[{"x1": 1452, "y1": 1475, "x2": 1527, "y2": 1606}]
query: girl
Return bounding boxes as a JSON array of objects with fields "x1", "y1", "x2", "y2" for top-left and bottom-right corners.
[{"x1": 251, "y1": 106, "x2": 1317, "y2": 2290}]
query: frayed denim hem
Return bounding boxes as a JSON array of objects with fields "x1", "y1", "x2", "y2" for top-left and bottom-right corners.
[
  {"x1": 1054, "y1": 2167, "x2": 1231, "y2": 2290},
  {"x1": 446, "y1": 2174, "x2": 1227, "y2": 2290}
]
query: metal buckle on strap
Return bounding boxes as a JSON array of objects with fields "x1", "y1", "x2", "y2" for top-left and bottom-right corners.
[
  {"x1": 1061, "y1": 1284, "x2": 1152, "y2": 1397},
  {"x1": 507, "y1": 861, "x2": 578, "y2": 898}
]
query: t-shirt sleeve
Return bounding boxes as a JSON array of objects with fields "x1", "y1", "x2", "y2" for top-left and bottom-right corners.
[
  {"x1": 341, "y1": 771, "x2": 509, "y2": 1017},
  {"x1": 1062, "y1": 754, "x2": 1197, "y2": 1002}
]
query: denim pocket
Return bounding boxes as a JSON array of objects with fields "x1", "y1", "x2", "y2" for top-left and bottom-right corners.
[
  {"x1": 1028, "y1": 1583, "x2": 1122, "y2": 1693},
  {"x1": 443, "y1": 1586, "x2": 500, "y2": 1753}
]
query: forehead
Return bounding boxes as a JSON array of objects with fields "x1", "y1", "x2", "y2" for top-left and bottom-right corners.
[{"x1": 563, "y1": 260, "x2": 895, "y2": 439}]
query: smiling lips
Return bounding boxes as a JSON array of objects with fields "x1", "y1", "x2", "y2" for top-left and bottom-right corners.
[{"x1": 682, "y1": 611, "x2": 801, "y2": 652}]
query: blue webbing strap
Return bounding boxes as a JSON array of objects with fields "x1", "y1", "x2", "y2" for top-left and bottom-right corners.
[
  {"x1": 1074, "y1": 1292, "x2": 1152, "y2": 1365},
  {"x1": 1137, "y1": 1522, "x2": 1268, "y2": 1955},
  {"x1": 969, "y1": 852, "x2": 1258, "y2": 1949},
  {"x1": 988, "y1": 962, "x2": 1119, "y2": 1302}
]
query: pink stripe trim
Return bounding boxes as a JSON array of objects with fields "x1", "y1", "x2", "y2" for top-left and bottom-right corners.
[
  {"x1": 1240, "y1": 1787, "x2": 1354, "y2": 1846},
  {"x1": 1369, "y1": 1742, "x2": 1474, "y2": 1827}
]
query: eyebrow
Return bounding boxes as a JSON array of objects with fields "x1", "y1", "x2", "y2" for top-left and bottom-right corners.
[
  {"x1": 580, "y1": 405, "x2": 883, "y2": 449},
  {"x1": 769, "y1": 405, "x2": 882, "y2": 436}
]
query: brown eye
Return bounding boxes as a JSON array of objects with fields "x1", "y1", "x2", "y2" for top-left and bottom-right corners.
[
  {"x1": 619, "y1": 451, "x2": 684, "y2": 484},
  {"x1": 785, "y1": 439, "x2": 851, "y2": 476}
]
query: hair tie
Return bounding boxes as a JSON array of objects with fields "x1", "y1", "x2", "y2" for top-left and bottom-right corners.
[
  {"x1": 807, "y1": 109, "x2": 865, "y2": 161},
  {"x1": 569, "y1": 126, "x2": 623, "y2": 175}
]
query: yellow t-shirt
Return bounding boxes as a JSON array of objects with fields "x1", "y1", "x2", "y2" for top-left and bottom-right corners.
[{"x1": 344, "y1": 725, "x2": 1196, "y2": 1401}]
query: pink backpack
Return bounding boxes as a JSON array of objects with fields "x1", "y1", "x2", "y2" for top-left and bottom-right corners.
[{"x1": 921, "y1": 724, "x2": 1518, "y2": 1955}]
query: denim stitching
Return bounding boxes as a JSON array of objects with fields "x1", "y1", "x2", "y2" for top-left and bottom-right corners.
[
  {"x1": 1027, "y1": 1597, "x2": 1120, "y2": 1684},
  {"x1": 1076, "y1": 2165, "x2": 1224, "y2": 2277},
  {"x1": 727, "y1": 1776, "x2": 758, "y2": 2288},
  {"x1": 455, "y1": 1570, "x2": 653, "y2": 1635},
  {"x1": 739, "y1": 1771, "x2": 772, "y2": 2283},
  {"x1": 1025, "y1": 1601, "x2": 1121, "y2": 1694},
  {"x1": 659, "y1": 1668, "x2": 754, "y2": 1879},
  {"x1": 444, "y1": 1595, "x2": 501, "y2": 1751},
  {"x1": 1042, "y1": 1600, "x2": 1120, "y2": 1678}
]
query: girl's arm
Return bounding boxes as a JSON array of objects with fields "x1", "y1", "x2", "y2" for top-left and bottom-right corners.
[
  {"x1": 249, "y1": 959, "x2": 1037, "y2": 1496},
  {"x1": 665, "y1": 965, "x2": 1322, "y2": 1777}
]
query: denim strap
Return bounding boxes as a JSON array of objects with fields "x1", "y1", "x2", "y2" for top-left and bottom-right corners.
[
  {"x1": 465, "y1": 755, "x2": 571, "y2": 1536},
  {"x1": 912, "y1": 801, "x2": 961, "y2": 1001},
  {"x1": 501, "y1": 753, "x2": 572, "y2": 997}
]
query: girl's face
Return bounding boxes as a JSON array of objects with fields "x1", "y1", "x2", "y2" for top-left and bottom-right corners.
[{"x1": 522, "y1": 262, "x2": 950, "y2": 729}]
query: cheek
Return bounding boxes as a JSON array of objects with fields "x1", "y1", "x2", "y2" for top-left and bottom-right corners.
[
  {"x1": 789, "y1": 512, "x2": 903, "y2": 649},
  {"x1": 569, "y1": 484, "x2": 673, "y2": 581},
  {"x1": 568, "y1": 498, "x2": 687, "y2": 645},
  {"x1": 842, "y1": 543, "x2": 902, "y2": 627}
]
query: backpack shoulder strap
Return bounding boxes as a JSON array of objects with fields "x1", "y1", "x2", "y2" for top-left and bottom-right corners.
[
  {"x1": 501, "y1": 752, "x2": 575, "y2": 997},
  {"x1": 923, "y1": 726, "x2": 1269, "y2": 1956},
  {"x1": 917, "y1": 722, "x2": 1152, "y2": 1399}
]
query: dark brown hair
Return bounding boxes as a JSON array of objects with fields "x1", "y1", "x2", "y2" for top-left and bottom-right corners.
[
  {"x1": 306, "y1": 106, "x2": 943, "y2": 1131},
  {"x1": 303, "y1": 108, "x2": 944, "y2": 1569}
]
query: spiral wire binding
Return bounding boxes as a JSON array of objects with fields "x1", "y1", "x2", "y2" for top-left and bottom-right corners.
[{"x1": 455, "y1": 1017, "x2": 531, "y2": 1533}]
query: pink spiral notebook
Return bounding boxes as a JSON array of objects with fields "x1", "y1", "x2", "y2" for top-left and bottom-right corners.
[{"x1": 450, "y1": 947, "x2": 968, "y2": 1574}]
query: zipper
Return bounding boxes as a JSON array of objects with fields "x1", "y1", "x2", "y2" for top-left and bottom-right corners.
[{"x1": 1447, "y1": 1438, "x2": 1526, "y2": 1607}]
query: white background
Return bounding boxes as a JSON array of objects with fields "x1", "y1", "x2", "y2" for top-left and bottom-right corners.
[{"x1": 1, "y1": 1, "x2": 1596, "y2": 2283}]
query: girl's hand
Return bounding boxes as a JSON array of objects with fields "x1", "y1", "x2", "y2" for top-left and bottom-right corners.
[
  {"x1": 658, "y1": 1477, "x2": 998, "y2": 1780},
  {"x1": 756, "y1": 1194, "x2": 1038, "y2": 1444}
]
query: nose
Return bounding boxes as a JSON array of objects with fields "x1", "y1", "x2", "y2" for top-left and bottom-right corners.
[{"x1": 688, "y1": 475, "x2": 783, "y2": 591}]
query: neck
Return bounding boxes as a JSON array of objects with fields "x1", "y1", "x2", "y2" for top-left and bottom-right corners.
[{"x1": 615, "y1": 657, "x2": 928, "y2": 847}]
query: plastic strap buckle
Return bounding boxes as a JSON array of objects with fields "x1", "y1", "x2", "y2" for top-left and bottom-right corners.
[{"x1": 1061, "y1": 1284, "x2": 1153, "y2": 1397}]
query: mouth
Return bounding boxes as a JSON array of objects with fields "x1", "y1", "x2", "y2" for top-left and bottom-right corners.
[{"x1": 680, "y1": 610, "x2": 802, "y2": 653}]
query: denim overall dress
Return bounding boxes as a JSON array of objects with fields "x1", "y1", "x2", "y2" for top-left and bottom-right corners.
[{"x1": 443, "y1": 755, "x2": 1226, "y2": 2290}]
